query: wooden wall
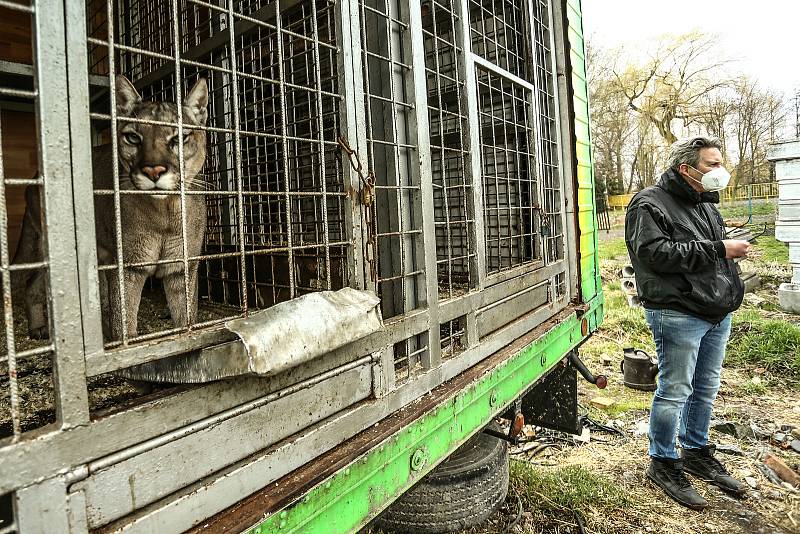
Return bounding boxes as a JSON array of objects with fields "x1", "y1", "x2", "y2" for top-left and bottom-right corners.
[
  {"x1": 0, "y1": 6, "x2": 36, "y2": 256},
  {"x1": 1, "y1": 111, "x2": 37, "y2": 256},
  {"x1": 0, "y1": 7, "x2": 32, "y2": 65}
]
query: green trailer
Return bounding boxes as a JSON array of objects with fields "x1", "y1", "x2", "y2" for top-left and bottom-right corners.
[{"x1": 0, "y1": 0, "x2": 601, "y2": 532}]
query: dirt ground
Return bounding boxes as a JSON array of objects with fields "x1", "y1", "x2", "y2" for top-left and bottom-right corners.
[
  {"x1": 491, "y1": 206, "x2": 800, "y2": 534},
  {"x1": 370, "y1": 203, "x2": 799, "y2": 534}
]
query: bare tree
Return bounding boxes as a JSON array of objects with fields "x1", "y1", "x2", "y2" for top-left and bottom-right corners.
[
  {"x1": 697, "y1": 93, "x2": 735, "y2": 162},
  {"x1": 729, "y1": 76, "x2": 786, "y2": 189},
  {"x1": 587, "y1": 44, "x2": 634, "y2": 195},
  {"x1": 613, "y1": 32, "x2": 734, "y2": 145},
  {"x1": 628, "y1": 118, "x2": 667, "y2": 191}
]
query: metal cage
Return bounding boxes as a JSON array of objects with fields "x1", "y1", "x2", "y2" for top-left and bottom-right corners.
[{"x1": 0, "y1": 0, "x2": 577, "y2": 530}]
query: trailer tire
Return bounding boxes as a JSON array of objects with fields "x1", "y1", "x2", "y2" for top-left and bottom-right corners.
[{"x1": 374, "y1": 423, "x2": 509, "y2": 533}]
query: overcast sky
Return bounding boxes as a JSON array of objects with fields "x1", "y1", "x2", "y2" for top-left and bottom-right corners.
[{"x1": 581, "y1": 0, "x2": 800, "y2": 98}]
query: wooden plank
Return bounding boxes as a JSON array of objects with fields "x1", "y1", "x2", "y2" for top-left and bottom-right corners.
[
  {"x1": 0, "y1": 7, "x2": 32, "y2": 65},
  {"x1": 0, "y1": 110, "x2": 37, "y2": 255}
]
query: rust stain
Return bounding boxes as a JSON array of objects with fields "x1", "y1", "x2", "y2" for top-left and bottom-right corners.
[{"x1": 187, "y1": 307, "x2": 577, "y2": 533}]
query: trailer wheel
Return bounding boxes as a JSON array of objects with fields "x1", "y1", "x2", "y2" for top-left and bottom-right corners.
[{"x1": 374, "y1": 423, "x2": 509, "y2": 533}]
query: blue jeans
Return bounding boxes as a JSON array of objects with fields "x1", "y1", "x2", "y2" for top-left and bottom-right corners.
[{"x1": 645, "y1": 308, "x2": 732, "y2": 459}]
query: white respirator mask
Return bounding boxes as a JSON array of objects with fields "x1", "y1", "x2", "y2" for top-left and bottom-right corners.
[{"x1": 686, "y1": 165, "x2": 731, "y2": 192}]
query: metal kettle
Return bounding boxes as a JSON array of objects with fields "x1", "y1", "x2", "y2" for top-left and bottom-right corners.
[{"x1": 620, "y1": 348, "x2": 658, "y2": 391}]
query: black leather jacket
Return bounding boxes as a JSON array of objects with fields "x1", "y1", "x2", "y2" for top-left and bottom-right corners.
[{"x1": 624, "y1": 168, "x2": 744, "y2": 323}]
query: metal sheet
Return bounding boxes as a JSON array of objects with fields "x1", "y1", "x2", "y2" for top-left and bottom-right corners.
[
  {"x1": 81, "y1": 363, "x2": 372, "y2": 528},
  {"x1": 15, "y1": 476, "x2": 70, "y2": 534},
  {"x1": 97, "y1": 306, "x2": 582, "y2": 534},
  {"x1": 119, "y1": 287, "x2": 382, "y2": 382},
  {"x1": 476, "y1": 281, "x2": 550, "y2": 337},
  {"x1": 226, "y1": 287, "x2": 381, "y2": 377}
]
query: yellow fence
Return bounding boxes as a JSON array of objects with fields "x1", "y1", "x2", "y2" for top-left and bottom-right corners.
[
  {"x1": 607, "y1": 194, "x2": 634, "y2": 210},
  {"x1": 719, "y1": 182, "x2": 778, "y2": 203},
  {"x1": 606, "y1": 183, "x2": 777, "y2": 211}
]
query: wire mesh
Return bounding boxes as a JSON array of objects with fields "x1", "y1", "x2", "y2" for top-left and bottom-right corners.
[
  {"x1": 392, "y1": 333, "x2": 426, "y2": 386},
  {"x1": 439, "y1": 316, "x2": 465, "y2": 360},
  {"x1": 0, "y1": 2, "x2": 59, "y2": 441},
  {"x1": 469, "y1": 0, "x2": 529, "y2": 80},
  {"x1": 476, "y1": 65, "x2": 537, "y2": 274},
  {"x1": 531, "y1": 0, "x2": 562, "y2": 273},
  {"x1": 422, "y1": 0, "x2": 474, "y2": 301},
  {"x1": 85, "y1": 0, "x2": 347, "y2": 349},
  {"x1": 359, "y1": 0, "x2": 423, "y2": 319}
]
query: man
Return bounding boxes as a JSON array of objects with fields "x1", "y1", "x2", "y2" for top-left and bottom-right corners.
[{"x1": 625, "y1": 136, "x2": 750, "y2": 509}]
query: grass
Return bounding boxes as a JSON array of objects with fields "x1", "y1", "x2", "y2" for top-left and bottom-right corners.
[
  {"x1": 753, "y1": 235, "x2": 789, "y2": 263},
  {"x1": 593, "y1": 232, "x2": 800, "y2": 388},
  {"x1": 597, "y1": 238, "x2": 629, "y2": 261},
  {"x1": 510, "y1": 461, "x2": 636, "y2": 529},
  {"x1": 740, "y1": 377, "x2": 768, "y2": 396},
  {"x1": 718, "y1": 200, "x2": 776, "y2": 219},
  {"x1": 727, "y1": 309, "x2": 800, "y2": 380}
]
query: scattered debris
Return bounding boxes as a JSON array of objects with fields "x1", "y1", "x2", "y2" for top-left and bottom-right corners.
[
  {"x1": 757, "y1": 464, "x2": 784, "y2": 486},
  {"x1": 763, "y1": 453, "x2": 800, "y2": 487},
  {"x1": 792, "y1": 428, "x2": 800, "y2": 440},
  {"x1": 715, "y1": 444, "x2": 745, "y2": 456},
  {"x1": 575, "y1": 427, "x2": 591, "y2": 443},
  {"x1": 712, "y1": 421, "x2": 756, "y2": 440},
  {"x1": 792, "y1": 440, "x2": 800, "y2": 454},
  {"x1": 589, "y1": 396, "x2": 616, "y2": 410},
  {"x1": 633, "y1": 420, "x2": 650, "y2": 438},
  {"x1": 766, "y1": 490, "x2": 784, "y2": 500},
  {"x1": 745, "y1": 476, "x2": 759, "y2": 489},
  {"x1": 743, "y1": 293, "x2": 766, "y2": 307}
]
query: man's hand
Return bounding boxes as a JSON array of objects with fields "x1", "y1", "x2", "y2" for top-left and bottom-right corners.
[{"x1": 722, "y1": 239, "x2": 750, "y2": 259}]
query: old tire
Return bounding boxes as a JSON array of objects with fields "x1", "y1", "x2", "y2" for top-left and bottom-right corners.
[{"x1": 374, "y1": 424, "x2": 509, "y2": 533}]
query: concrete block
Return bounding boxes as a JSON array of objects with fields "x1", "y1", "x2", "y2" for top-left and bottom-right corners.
[
  {"x1": 767, "y1": 139, "x2": 800, "y2": 162},
  {"x1": 778, "y1": 181, "x2": 800, "y2": 200},
  {"x1": 621, "y1": 278, "x2": 637, "y2": 295},
  {"x1": 776, "y1": 160, "x2": 800, "y2": 180},
  {"x1": 779, "y1": 201, "x2": 800, "y2": 221},
  {"x1": 624, "y1": 294, "x2": 641, "y2": 308},
  {"x1": 778, "y1": 283, "x2": 800, "y2": 314},
  {"x1": 790, "y1": 243, "x2": 800, "y2": 264},
  {"x1": 741, "y1": 272, "x2": 761, "y2": 293},
  {"x1": 776, "y1": 220, "x2": 800, "y2": 243}
]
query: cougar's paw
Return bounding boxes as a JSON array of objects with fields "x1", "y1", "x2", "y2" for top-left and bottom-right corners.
[{"x1": 29, "y1": 326, "x2": 50, "y2": 340}]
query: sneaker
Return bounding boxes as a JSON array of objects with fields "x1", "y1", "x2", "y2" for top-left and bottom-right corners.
[
  {"x1": 647, "y1": 457, "x2": 708, "y2": 510},
  {"x1": 682, "y1": 445, "x2": 747, "y2": 495}
]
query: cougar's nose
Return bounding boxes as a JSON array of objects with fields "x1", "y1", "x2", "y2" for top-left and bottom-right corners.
[{"x1": 141, "y1": 165, "x2": 167, "y2": 181}]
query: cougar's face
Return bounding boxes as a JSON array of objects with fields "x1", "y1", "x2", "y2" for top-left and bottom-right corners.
[{"x1": 114, "y1": 77, "x2": 209, "y2": 195}]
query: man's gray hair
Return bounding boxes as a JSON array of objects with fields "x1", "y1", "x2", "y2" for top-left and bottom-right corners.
[{"x1": 666, "y1": 136, "x2": 723, "y2": 170}]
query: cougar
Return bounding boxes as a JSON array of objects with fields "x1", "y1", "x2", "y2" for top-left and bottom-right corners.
[{"x1": 15, "y1": 76, "x2": 209, "y2": 341}]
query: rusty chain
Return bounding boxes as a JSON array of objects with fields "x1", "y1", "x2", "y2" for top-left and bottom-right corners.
[{"x1": 337, "y1": 135, "x2": 377, "y2": 283}]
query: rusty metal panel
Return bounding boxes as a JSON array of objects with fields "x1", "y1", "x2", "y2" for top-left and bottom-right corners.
[
  {"x1": 476, "y1": 280, "x2": 549, "y2": 337},
  {"x1": 78, "y1": 361, "x2": 372, "y2": 529}
]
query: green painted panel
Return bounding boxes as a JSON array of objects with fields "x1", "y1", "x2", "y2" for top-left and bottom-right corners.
[
  {"x1": 246, "y1": 309, "x2": 600, "y2": 534},
  {"x1": 567, "y1": 0, "x2": 601, "y2": 303}
]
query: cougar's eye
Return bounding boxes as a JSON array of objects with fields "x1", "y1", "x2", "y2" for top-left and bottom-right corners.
[
  {"x1": 122, "y1": 132, "x2": 141, "y2": 145},
  {"x1": 168, "y1": 134, "x2": 192, "y2": 150}
]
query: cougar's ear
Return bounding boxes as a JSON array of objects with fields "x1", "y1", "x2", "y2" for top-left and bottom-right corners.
[
  {"x1": 183, "y1": 78, "x2": 209, "y2": 126},
  {"x1": 115, "y1": 75, "x2": 141, "y2": 117}
]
